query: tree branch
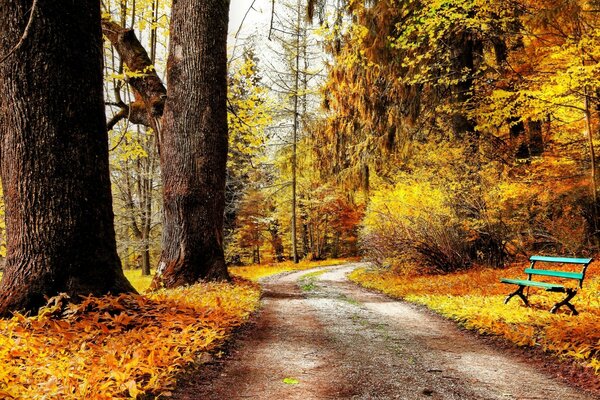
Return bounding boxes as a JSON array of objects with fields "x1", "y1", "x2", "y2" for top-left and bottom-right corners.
[
  {"x1": 101, "y1": 19, "x2": 167, "y2": 140},
  {"x1": 0, "y1": 0, "x2": 38, "y2": 65}
]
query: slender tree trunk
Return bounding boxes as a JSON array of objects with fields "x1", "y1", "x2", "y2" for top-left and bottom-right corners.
[
  {"x1": 508, "y1": 117, "x2": 529, "y2": 159},
  {"x1": 152, "y1": 0, "x2": 231, "y2": 288},
  {"x1": 0, "y1": 0, "x2": 135, "y2": 316},
  {"x1": 451, "y1": 33, "x2": 479, "y2": 154},
  {"x1": 584, "y1": 89, "x2": 598, "y2": 235},
  {"x1": 290, "y1": 0, "x2": 301, "y2": 264},
  {"x1": 268, "y1": 220, "x2": 285, "y2": 262}
]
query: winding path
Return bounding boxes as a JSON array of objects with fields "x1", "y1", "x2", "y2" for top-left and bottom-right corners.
[{"x1": 173, "y1": 263, "x2": 595, "y2": 399}]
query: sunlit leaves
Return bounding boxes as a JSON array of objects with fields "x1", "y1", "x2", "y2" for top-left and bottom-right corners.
[{"x1": 0, "y1": 281, "x2": 260, "y2": 399}]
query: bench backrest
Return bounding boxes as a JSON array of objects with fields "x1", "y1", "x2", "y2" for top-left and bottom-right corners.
[{"x1": 527, "y1": 255, "x2": 593, "y2": 288}]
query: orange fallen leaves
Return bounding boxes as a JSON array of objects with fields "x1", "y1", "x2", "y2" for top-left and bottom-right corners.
[
  {"x1": 350, "y1": 264, "x2": 600, "y2": 373},
  {"x1": 0, "y1": 279, "x2": 260, "y2": 399}
]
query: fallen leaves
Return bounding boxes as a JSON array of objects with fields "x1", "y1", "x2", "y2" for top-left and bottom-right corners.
[{"x1": 0, "y1": 279, "x2": 260, "y2": 399}]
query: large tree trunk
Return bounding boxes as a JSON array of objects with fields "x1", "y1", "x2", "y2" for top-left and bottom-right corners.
[
  {"x1": 0, "y1": 0, "x2": 135, "y2": 316},
  {"x1": 152, "y1": 0, "x2": 231, "y2": 288}
]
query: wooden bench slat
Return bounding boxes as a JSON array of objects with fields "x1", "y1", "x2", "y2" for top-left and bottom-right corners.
[
  {"x1": 524, "y1": 268, "x2": 584, "y2": 280},
  {"x1": 529, "y1": 255, "x2": 592, "y2": 265},
  {"x1": 500, "y1": 278, "x2": 565, "y2": 290}
]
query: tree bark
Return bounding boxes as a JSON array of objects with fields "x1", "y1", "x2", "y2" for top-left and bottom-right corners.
[
  {"x1": 152, "y1": 0, "x2": 231, "y2": 288},
  {"x1": 508, "y1": 117, "x2": 530, "y2": 159},
  {"x1": 0, "y1": 0, "x2": 135, "y2": 316},
  {"x1": 527, "y1": 119, "x2": 544, "y2": 157}
]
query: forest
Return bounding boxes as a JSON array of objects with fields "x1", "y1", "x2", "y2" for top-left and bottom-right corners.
[
  {"x1": 1, "y1": 0, "x2": 600, "y2": 398},
  {"x1": 94, "y1": 0, "x2": 600, "y2": 274}
]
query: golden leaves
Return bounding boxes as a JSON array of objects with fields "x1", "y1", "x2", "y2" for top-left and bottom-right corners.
[{"x1": 0, "y1": 280, "x2": 260, "y2": 399}]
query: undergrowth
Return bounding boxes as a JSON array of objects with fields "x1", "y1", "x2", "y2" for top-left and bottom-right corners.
[{"x1": 349, "y1": 264, "x2": 600, "y2": 374}]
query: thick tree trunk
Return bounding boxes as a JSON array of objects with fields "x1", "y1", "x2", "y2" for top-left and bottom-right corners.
[
  {"x1": 0, "y1": 0, "x2": 135, "y2": 316},
  {"x1": 152, "y1": 0, "x2": 231, "y2": 288}
]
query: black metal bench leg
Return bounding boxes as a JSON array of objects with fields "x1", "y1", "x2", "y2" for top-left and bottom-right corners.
[
  {"x1": 504, "y1": 285, "x2": 529, "y2": 306},
  {"x1": 550, "y1": 289, "x2": 578, "y2": 315}
]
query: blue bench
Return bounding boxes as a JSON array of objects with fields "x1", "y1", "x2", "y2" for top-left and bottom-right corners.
[{"x1": 500, "y1": 255, "x2": 593, "y2": 315}]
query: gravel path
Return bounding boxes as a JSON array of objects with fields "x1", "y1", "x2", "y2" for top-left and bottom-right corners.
[{"x1": 173, "y1": 263, "x2": 596, "y2": 399}]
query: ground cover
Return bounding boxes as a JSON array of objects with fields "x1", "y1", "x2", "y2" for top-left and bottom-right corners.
[
  {"x1": 0, "y1": 279, "x2": 260, "y2": 399},
  {"x1": 349, "y1": 263, "x2": 600, "y2": 373},
  {"x1": 228, "y1": 258, "x2": 353, "y2": 281}
]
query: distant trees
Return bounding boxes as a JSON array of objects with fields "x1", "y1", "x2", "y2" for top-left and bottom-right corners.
[
  {"x1": 102, "y1": 0, "x2": 166, "y2": 277},
  {"x1": 315, "y1": 0, "x2": 600, "y2": 271},
  {"x1": 0, "y1": 0, "x2": 135, "y2": 315}
]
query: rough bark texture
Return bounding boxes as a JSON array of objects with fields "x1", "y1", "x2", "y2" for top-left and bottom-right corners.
[
  {"x1": 152, "y1": 0, "x2": 231, "y2": 288},
  {"x1": 0, "y1": 0, "x2": 135, "y2": 316}
]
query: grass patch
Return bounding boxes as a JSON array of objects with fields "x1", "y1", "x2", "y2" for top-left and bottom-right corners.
[
  {"x1": 123, "y1": 269, "x2": 154, "y2": 292},
  {"x1": 338, "y1": 293, "x2": 360, "y2": 306},
  {"x1": 349, "y1": 263, "x2": 600, "y2": 374},
  {"x1": 298, "y1": 270, "x2": 328, "y2": 292}
]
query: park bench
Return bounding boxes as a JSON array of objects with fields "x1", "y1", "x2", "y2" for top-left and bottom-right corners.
[{"x1": 500, "y1": 255, "x2": 593, "y2": 315}]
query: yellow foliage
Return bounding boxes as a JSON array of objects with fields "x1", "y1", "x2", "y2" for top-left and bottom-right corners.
[
  {"x1": 123, "y1": 269, "x2": 154, "y2": 292},
  {"x1": 350, "y1": 264, "x2": 600, "y2": 373},
  {"x1": 229, "y1": 258, "x2": 353, "y2": 281},
  {"x1": 0, "y1": 280, "x2": 260, "y2": 399}
]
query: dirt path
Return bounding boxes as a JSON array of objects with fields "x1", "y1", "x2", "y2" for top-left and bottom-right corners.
[{"x1": 173, "y1": 263, "x2": 596, "y2": 399}]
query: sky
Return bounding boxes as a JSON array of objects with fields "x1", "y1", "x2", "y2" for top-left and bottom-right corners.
[{"x1": 228, "y1": 0, "x2": 272, "y2": 38}]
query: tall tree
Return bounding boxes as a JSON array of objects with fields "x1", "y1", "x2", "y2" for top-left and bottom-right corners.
[
  {"x1": 152, "y1": 0, "x2": 231, "y2": 287},
  {"x1": 0, "y1": 0, "x2": 135, "y2": 315},
  {"x1": 266, "y1": 0, "x2": 324, "y2": 261}
]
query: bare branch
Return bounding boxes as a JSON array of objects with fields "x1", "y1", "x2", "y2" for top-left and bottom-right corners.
[{"x1": 0, "y1": 0, "x2": 38, "y2": 65}]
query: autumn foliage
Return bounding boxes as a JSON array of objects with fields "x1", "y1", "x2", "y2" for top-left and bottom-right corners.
[
  {"x1": 283, "y1": 0, "x2": 598, "y2": 275},
  {"x1": 0, "y1": 280, "x2": 260, "y2": 399}
]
